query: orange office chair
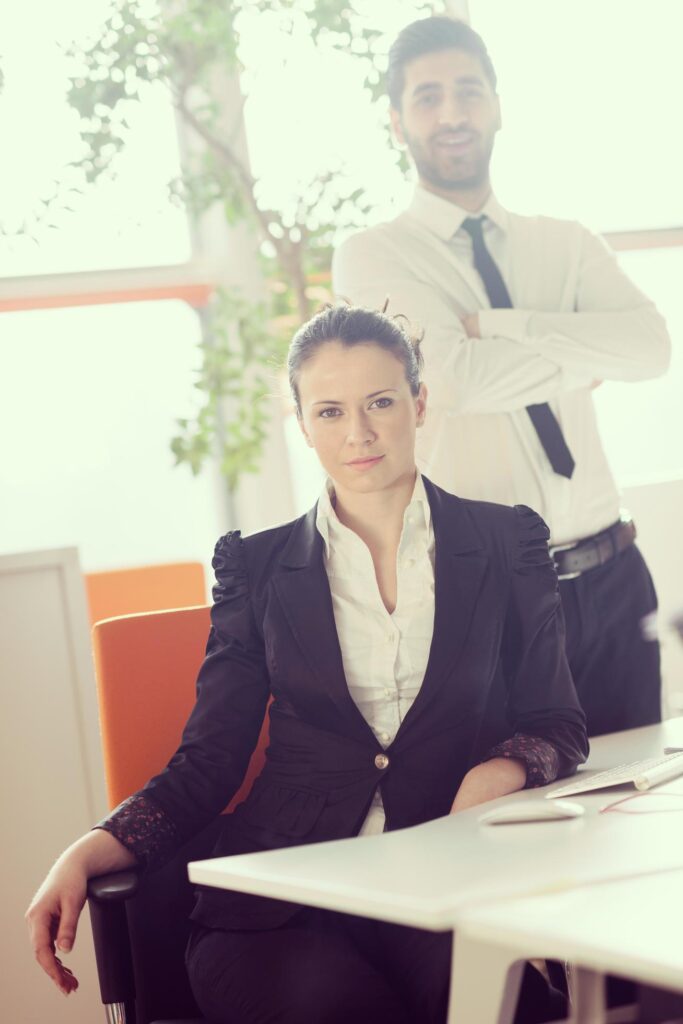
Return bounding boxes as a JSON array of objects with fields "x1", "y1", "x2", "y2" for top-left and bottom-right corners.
[
  {"x1": 84, "y1": 562, "x2": 207, "y2": 627},
  {"x1": 87, "y1": 606, "x2": 269, "y2": 1024}
]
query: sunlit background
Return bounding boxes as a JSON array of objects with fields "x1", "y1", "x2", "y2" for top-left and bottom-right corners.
[
  {"x1": 1, "y1": 0, "x2": 681, "y2": 566},
  {"x1": 3, "y1": 8, "x2": 683, "y2": 1021}
]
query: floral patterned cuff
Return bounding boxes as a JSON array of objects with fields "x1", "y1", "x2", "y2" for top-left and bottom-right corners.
[
  {"x1": 94, "y1": 792, "x2": 179, "y2": 870},
  {"x1": 483, "y1": 735, "x2": 560, "y2": 788}
]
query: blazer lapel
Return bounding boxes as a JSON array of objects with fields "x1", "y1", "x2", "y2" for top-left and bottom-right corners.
[
  {"x1": 271, "y1": 506, "x2": 376, "y2": 745},
  {"x1": 399, "y1": 480, "x2": 489, "y2": 734}
]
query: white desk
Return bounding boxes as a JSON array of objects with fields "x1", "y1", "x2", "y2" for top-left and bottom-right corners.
[
  {"x1": 452, "y1": 868, "x2": 683, "y2": 1024},
  {"x1": 189, "y1": 719, "x2": 683, "y2": 1022}
]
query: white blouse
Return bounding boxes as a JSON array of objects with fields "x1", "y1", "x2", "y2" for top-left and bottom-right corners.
[{"x1": 316, "y1": 474, "x2": 435, "y2": 834}]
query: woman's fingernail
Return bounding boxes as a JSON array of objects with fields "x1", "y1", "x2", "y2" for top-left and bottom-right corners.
[{"x1": 58, "y1": 940, "x2": 71, "y2": 952}]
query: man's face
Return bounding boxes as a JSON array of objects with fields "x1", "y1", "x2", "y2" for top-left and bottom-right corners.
[{"x1": 391, "y1": 48, "x2": 501, "y2": 193}]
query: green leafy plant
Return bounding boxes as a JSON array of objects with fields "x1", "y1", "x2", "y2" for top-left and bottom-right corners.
[
  {"x1": 63, "y1": 0, "x2": 438, "y2": 488},
  {"x1": 171, "y1": 287, "x2": 288, "y2": 488}
]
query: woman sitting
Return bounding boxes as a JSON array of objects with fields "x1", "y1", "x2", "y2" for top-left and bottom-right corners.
[{"x1": 27, "y1": 304, "x2": 587, "y2": 1024}]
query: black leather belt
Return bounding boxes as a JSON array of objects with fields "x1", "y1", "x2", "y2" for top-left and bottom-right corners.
[{"x1": 550, "y1": 517, "x2": 636, "y2": 580}]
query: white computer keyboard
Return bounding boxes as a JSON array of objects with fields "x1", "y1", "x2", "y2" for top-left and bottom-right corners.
[{"x1": 547, "y1": 750, "x2": 683, "y2": 798}]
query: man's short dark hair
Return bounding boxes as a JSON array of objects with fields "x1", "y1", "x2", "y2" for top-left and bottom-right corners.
[{"x1": 387, "y1": 16, "x2": 497, "y2": 110}]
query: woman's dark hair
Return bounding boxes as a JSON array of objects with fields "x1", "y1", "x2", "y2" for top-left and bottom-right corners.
[
  {"x1": 288, "y1": 304, "x2": 423, "y2": 416},
  {"x1": 387, "y1": 16, "x2": 497, "y2": 110}
]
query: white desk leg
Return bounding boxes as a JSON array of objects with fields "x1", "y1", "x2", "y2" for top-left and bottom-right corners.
[
  {"x1": 568, "y1": 967, "x2": 607, "y2": 1024},
  {"x1": 448, "y1": 931, "x2": 525, "y2": 1024}
]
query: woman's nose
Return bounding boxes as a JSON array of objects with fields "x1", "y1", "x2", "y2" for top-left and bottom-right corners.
[{"x1": 346, "y1": 412, "x2": 375, "y2": 445}]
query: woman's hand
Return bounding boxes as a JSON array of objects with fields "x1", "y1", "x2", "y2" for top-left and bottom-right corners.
[
  {"x1": 26, "y1": 829, "x2": 137, "y2": 995},
  {"x1": 25, "y1": 855, "x2": 87, "y2": 995},
  {"x1": 450, "y1": 757, "x2": 527, "y2": 814}
]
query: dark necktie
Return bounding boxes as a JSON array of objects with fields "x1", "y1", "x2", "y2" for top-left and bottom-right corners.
[{"x1": 461, "y1": 216, "x2": 575, "y2": 479}]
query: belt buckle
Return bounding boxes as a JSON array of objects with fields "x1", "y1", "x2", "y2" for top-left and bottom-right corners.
[{"x1": 549, "y1": 540, "x2": 582, "y2": 581}]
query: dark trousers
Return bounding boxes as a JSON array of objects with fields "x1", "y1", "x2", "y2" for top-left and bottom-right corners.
[
  {"x1": 560, "y1": 544, "x2": 661, "y2": 737},
  {"x1": 186, "y1": 909, "x2": 564, "y2": 1024}
]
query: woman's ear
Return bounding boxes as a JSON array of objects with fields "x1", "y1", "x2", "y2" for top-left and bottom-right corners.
[
  {"x1": 297, "y1": 413, "x2": 314, "y2": 448},
  {"x1": 416, "y1": 383, "x2": 428, "y2": 427}
]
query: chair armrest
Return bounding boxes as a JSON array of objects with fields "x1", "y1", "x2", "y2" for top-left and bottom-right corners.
[
  {"x1": 87, "y1": 870, "x2": 140, "y2": 1009},
  {"x1": 88, "y1": 868, "x2": 140, "y2": 903}
]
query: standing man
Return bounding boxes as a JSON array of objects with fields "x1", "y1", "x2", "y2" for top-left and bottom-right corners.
[{"x1": 333, "y1": 16, "x2": 671, "y2": 737}]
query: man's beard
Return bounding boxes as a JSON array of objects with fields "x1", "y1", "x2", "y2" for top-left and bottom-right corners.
[{"x1": 403, "y1": 129, "x2": 492, "y2": 192}]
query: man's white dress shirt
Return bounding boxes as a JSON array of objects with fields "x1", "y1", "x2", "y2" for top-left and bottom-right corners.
[
  {"x1": 333, "y1": 187, "x2": 670, "y2": 545},
  {"x1": 316, "y1": 475, "x2": 435, "y2": 835}
]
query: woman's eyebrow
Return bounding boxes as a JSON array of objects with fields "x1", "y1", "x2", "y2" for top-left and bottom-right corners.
[
  {"x1": 367, "y1": 388, "x2": 398, "y2": 399},
  {"x1": 312, "y1": 388, "x2": 397, "y2": 406}
]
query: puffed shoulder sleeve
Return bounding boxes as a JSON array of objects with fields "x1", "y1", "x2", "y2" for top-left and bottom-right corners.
[
  {"x1": 96, "y1": 531, "x2": 270, "y2": 868},
  {"x1": 482, "y1": 505, "x2": 588, "y2": 784},
  {"x1": 211, "y1": 530, "x2": 253, "y2": 638},
  {"x1": 511, "y1": 504, "x2": 556, "y2": 585}
]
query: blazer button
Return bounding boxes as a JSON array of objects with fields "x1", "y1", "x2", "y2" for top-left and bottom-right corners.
[{"x1": 374, "y1": 753, "x2": 390, "y2": 770}]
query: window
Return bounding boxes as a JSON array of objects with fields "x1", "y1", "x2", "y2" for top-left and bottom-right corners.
[
  {"x1": 237, "y1": 1, "x2": 431, "y2": 228},
  {"x1": 0, "y1": 3, "x2": 218, "y2": 570},
  {"x1": 1, "y1": 301, "x2": 221, "y2": 568},
  {"x1": 0, "y1": 0, "x2": 191, "y2": 276},
  {"x1": 469, "y1": 0, "x2": 683, "y2": 488},
  {"x1": 469, "y1": 0, "x2": 683, "y2": 232},
  {"x1": 595, "y1": 247, "x2": 683, "y2": 486}
]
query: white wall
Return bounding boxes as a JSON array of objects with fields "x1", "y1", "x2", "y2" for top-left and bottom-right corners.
[
  {"x1": 1, "y1": 548, "x2": 107, "y2": 1024},
  {"x1": 1, "y1": 301, "x2": 225, "y2": 578}
]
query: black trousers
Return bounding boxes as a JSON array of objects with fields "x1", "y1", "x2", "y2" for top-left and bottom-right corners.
[
  {"x1": 560, "y1": 544, "x2": 661, "y2": 737},
  {"x1": 186, "y1": 909, "x2": 565, "y2": 1024}
]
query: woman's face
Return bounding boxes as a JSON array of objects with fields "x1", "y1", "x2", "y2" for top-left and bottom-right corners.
[{"x1": 297, "y1": 340, "x2": 427, "y2": 498}]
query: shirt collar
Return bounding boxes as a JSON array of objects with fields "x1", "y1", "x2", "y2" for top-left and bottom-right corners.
[
  {"x1": 407, "y1": 184, "x2": 509, "y2": 241},
  {"x1": 315, "y1": 480, "x2": 336, "y2": 555},
  {"x1": 315, "y1": 472, "x2": 431, "y2": 557}
]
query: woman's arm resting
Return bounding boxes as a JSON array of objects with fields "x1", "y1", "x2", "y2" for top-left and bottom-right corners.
[
  {"x1": 25, "y1": 829, "x2": 136, "y2": 995},
  {"x1": 450, "y1": 757, "x2": 527, "y2": 813}
]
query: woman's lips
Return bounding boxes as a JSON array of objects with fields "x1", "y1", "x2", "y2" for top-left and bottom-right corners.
[{"x1": 346, "y1": 455, "x2": 385, "y2": 471}]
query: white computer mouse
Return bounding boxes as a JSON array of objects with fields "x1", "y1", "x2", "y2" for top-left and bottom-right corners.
[{"x1": 479, "y1": 799, "x2": 585, "y2": 825}]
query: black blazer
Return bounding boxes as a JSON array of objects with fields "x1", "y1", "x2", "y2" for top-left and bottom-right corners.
[{"x1": 139, "y1": 478, "x2": 587, "y2": 929}]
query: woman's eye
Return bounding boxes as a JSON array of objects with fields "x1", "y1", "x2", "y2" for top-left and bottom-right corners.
[
  {"x1": 319, "y1": 407, "x2": 341, "y2": 418},
  {"x1": 370, "y1": 397, "x2": 393, "y2": 410}
]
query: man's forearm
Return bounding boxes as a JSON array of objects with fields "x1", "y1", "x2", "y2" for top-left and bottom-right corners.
[{"x1": 477, "y1": 305, "x2": 670, "y2": 383}]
